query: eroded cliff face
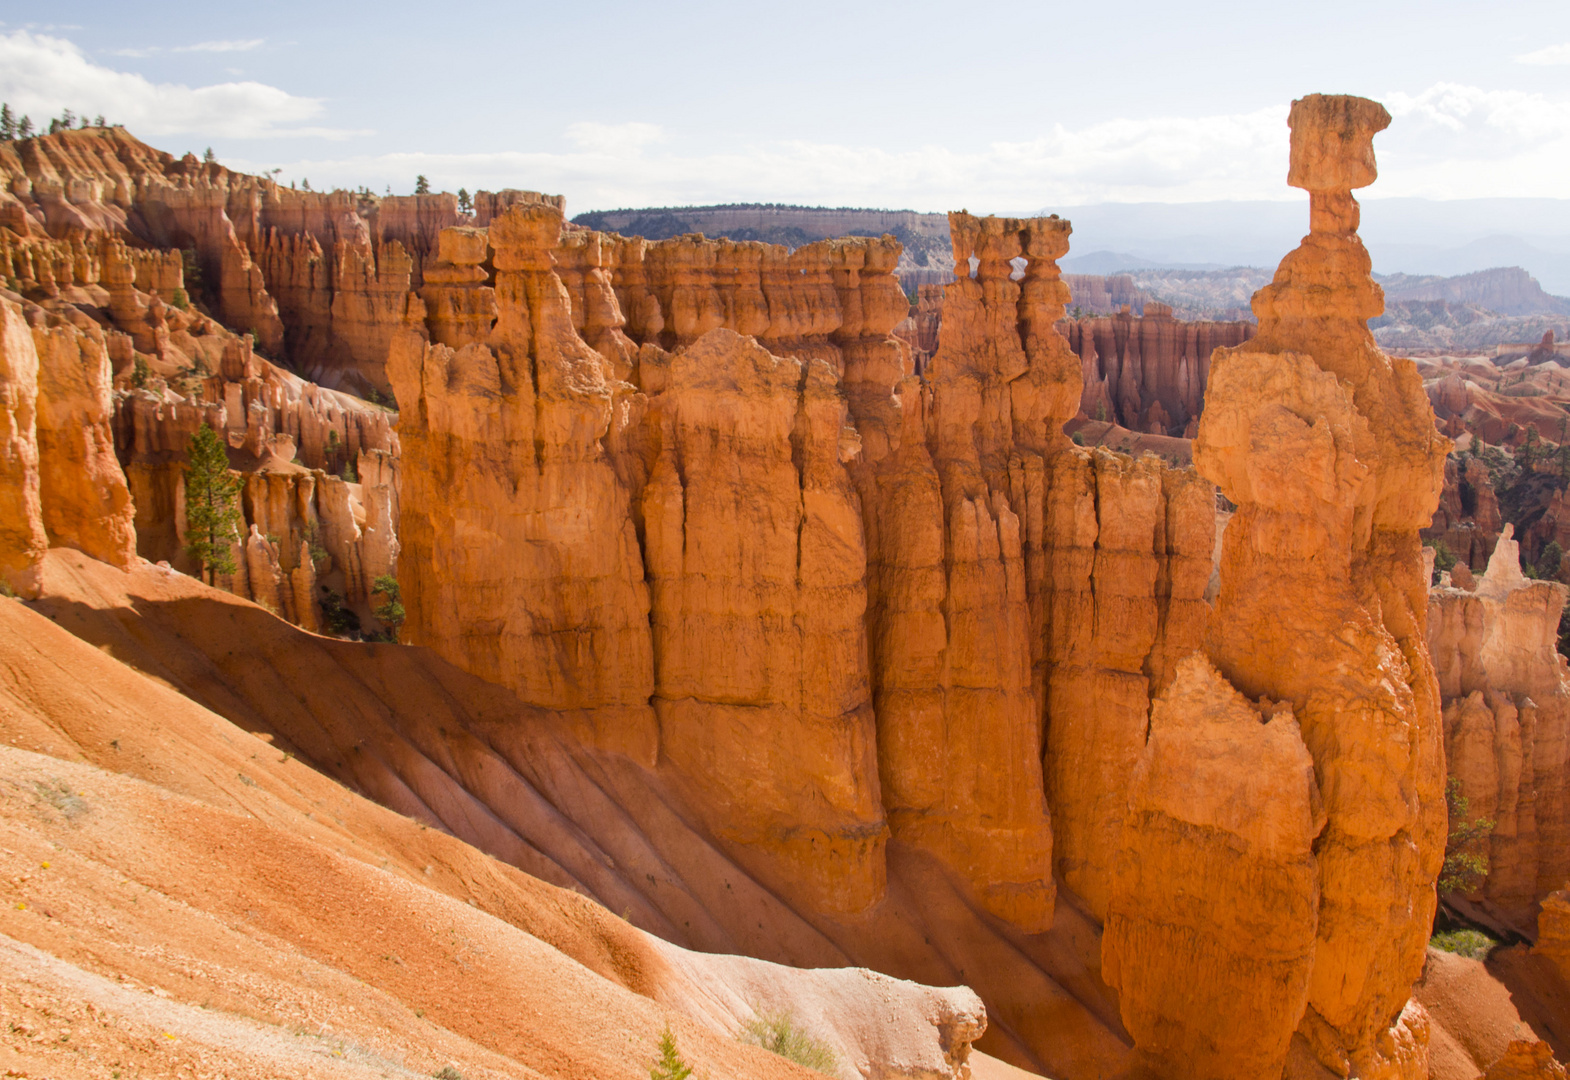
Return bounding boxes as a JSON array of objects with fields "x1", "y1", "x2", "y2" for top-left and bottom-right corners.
[
  {"x1": 1061, "y1": 303, "x2": 1255, "y2": 436},
  {"x1": 0, "y1": 128, "x2": 560, "y2": 394},
  {"x1": 387, "y1": 200, "x2": 1231, "y2": 935},
  {"x1": 0, "y1": 295, "x2": 136, "y2": 592},
  {"x1": 1105, "y1": 95, "x2": 1449, "y2": 1080},
  {"x1": 1429, "y1": 525, "x2": 1570, "y2": 927}
]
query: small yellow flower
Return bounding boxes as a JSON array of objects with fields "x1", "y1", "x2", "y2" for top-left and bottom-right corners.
[
  {"x1": 14, "y1": 902, "x2": 25, "y2": 910},
  {"x1": 39, "y1": 862, "x2": 49, "y2": 869}
]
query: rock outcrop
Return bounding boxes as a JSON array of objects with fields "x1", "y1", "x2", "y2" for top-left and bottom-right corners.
[
  {"x1": 0, "y1": 295, "x2": 136, "y2": 593},
  {"x1": 1428, "y1": 525, "x2": 1570, "y2": 925},
  {"x1": 0, "y1": 299, "x2": 45, "y2": 594},
  {"x1": 1104, "y1": 654, "x2": 1323, "y2": 1080},
  {"x1": 0, "y1": 127, "x2": 560, "y2": 394},
  {"x1": 1060, "y1": 305, "x2": 1255, "y2": 436},
  {"x1": 387, "y1": 203, "x2": 659, "y2": 759},
  {"x1": 1107, "y1": 94, "x2": 1449, "y2": 1080}
]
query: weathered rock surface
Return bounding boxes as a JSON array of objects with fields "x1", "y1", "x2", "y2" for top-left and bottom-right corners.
[
  {"x1": 31, "y1": 318, "x2": 136, "y2": 568},
  {"x1": 0, "y1": 127, "x2": 559, "y2": 393},
  {"x1": 1104, "y1": 653, "x2": 1323, "y2": 1080},
  {"x1": 1428, "y1": 525, "x2": 1570, "y2": 925},
  {"x1": 0, "y1": 299, "x2": 45, "y2": 595},
  {"x1": 387, "y1": 203, "x2": 658, "y2": 760},
  {"x1": 1060, "y1": 304, "x2": 1255, "y2": 435},
  {"x1": 1126, "y1": 93, "x2": 1450, "y2": 1080}
]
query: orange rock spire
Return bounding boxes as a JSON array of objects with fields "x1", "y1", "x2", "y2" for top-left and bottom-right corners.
[{"x1": 1105, "y1": 94, "x2": 1449, "y2": 1080}]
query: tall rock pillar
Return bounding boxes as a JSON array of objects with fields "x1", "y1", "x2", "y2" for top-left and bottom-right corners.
[
  {"x1": 1105, "y1": 94, "x2": 1448, "y2": 1080},
  {"x1": 386, "y1": 204, "x2": 656, "y2": 760}
]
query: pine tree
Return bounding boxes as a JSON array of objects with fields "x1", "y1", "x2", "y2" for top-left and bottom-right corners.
[
  {"x1": 17, "y1": 116, "x2": 33, "y2": 138},
  {"x1": 203, "y1": 147, "x2": 216, "y2": 163},
  {"x1": 183, "y1": 423, "x2": 243, "y2": 584},
  {"x1": 60, "y1": 108, "x2": 75, "y2": 129},
  {"x1": 0, "y1": 105, "x2": 14, "y2": 141},
  {"x1": 414, "y1": 174, "x2": 430, "y2": 195},
  {"x1": 93, "y1": 115, "x2": 105, "y2": 128},
  {"x1": 457, "y1": 187, "x2": 471, "y2": 213}
]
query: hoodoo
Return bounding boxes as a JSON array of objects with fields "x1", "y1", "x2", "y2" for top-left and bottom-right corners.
[{"x1": 1106, "y1": 94, "x2": 1450, "y2": 1080}]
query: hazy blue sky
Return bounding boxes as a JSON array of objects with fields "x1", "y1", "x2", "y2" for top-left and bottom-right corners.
[{"x1": 1, "y1": 1, "x2": 1568, "y2": 212}]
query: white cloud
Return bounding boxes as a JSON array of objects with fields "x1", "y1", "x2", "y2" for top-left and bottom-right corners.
[
  {"x1": 565, "y1": 121, "x2": 665, "y2": 156},
  {"x1": 173, "y1": 39, "x2": 265, "y2": 53},
  {"x1": 1378, "y1": 83, "x2": 1570, "y2": 197},
  {"x1": 231, "y1": 108, "x2": 1297, "y2": 212},
  {"x1": 0, "y1": 30, "x2": 356, "y2": 139},
  {"x1": 1517, "y1": 42, "x2": 1570, "y2": 65}
]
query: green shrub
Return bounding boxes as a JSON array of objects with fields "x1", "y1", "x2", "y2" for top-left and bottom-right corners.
[
  {"x1": 1540, "y1": 541, "x2": 1563, "y2": 580},
  {"x1": 171, "y1": 287, "x2": 190, "y2": 311},
  {"x1": 1430, "y1": 928, "x2": 1497, "y2": 960},
  {"x1": 649, "y1": 1027, "x2": 693, "y2": 1080},
  {"x1": 433, "y1": 1067, "x2": 464, "y2": 1080},
  {"x1": 739, "y1": 1010, "x2": 838, "y2": 1075},
  {"x1": 1440, "y1": 777, "x2": 1495, "y2": 894},
  {"x1": 372, "y1": 574, "x2": 405, "y2": 640}
]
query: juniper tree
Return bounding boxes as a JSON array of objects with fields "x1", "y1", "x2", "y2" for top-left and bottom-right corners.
[{"x1": 183, "y1": 422, "x2": 243, "y2": 584}]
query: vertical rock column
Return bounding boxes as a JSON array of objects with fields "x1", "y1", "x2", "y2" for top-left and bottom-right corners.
[
  {"x1": 386, "y1": 203, "x2": 656, "y2": 760},
  {"x1": 418, "y1": 226, "x2": 496, "y2": 350},
  {"x1": 1109, "y1": 94, "x2": 1448, "y2": 1080},
  {"x1": 864, "y1": 214, "x2": 1069, "y2": 931},
  {"x1": 31, "y1": 321, "x2": 136, "y2": 568},
  {"x1": 642, "y1": 327, "x2": 887, "y2": 916},
  {"x1": 0, "y1": 300, "x2": 45, "y2": 595}
]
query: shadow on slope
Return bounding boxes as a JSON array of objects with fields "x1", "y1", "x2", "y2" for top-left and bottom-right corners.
[{"x1": 26, "y1": 549, "x2": 1130, "y2": 1079}]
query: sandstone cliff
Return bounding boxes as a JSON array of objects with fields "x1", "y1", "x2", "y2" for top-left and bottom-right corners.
[
  {"x1": 0, "y1": 127, "x2": 557, "y2": 394},
  {"x1": 1429, "y1": 525, "x2": 1570, "y2": 928},
  {"x1": 0, "y1": 295, "x2": 135, "y2": 594}
]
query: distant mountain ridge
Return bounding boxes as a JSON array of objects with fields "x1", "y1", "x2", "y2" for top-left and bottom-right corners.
[
  {"x1": 1376, "y1": 267, "x2": 1570, "y2": 318},
  {"x1": 571, "y1": 203, "x2": 957, "y2": 279}
]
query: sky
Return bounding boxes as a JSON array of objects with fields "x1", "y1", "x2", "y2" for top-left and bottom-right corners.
[{"x1": 0, "y1": 0, "x2": 1568, "y2": 215}]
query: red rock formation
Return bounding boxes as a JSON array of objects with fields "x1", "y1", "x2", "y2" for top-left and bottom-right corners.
[
  {"x1": 1425, "y1": 454, "x2": 1503, "y2": 571},
  {"x1": 31, "y1": 318, "x2": 136, "y2": 568},
  {"x1": 1428, "y1": 526, "x2": 1570, "y2": 926},
  {"x1": 1059, "y1": 306, "x2": 1255, "y2": 435},
  {"x1": 1062, "y1": 273, "x2": 1147, "y2": 314},
  {"x1": 1115, "y1": 94, "x2": 1448, "y2": 1080},
  {"x1": 641, "y1": 328, "x2": 886, "y2": 914},
  {"x1": 0, "y1": 299, "x2": 45, "y2": 595},
  {"x1": 0, "y1": 129, "x2": 561, "y2": 393},
  {"x1": 1104, "y1": 654, "x2": 1323, "y2": 1080},
  {"x1": 419, "y1": 227, "x2": 496, "y2": 349},
  {"x1": 387, "y1": 203, "x2": 658, "y2": 761}
]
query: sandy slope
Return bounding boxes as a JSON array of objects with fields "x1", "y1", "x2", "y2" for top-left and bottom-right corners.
[
  {"x1": 24, "y1": 548, "x2": 1128, "y2": 1078},
  {"x1": 0, "y1": 575, "x2": 993, "y2": 1080}
]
